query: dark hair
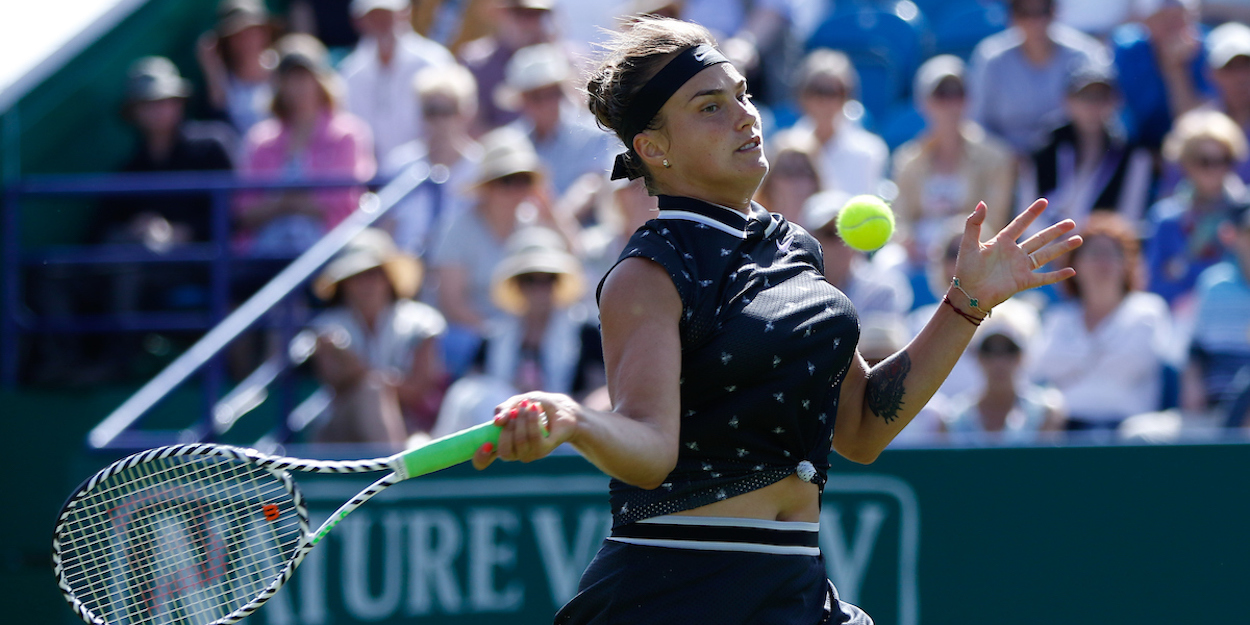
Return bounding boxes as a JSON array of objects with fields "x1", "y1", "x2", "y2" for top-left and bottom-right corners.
[
  {"x1": 584, "y1": 16, "x2": 717, "y2": 191},
  {"x1": 1009, "y1": 0, "x2": 1055, "y2": 15},
  {"x1": 1061, "y1": 211, "x2": 1141, "y2": 299}
]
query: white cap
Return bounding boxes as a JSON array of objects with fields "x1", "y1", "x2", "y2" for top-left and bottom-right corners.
[
  {"x1": 801, "y1": 190, "x2": 851, "y2": 232},
  {"x1": 1209, "y1": 21, "x2": 1250, "y2": 69},
  {"x1": 349, "y1": 0, "x2": 409, "y2": 18},
  {"x1": 505, "y1": 43, "x2": 570, "y2": 92}
]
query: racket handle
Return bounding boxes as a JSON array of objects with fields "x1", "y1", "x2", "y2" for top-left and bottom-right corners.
[{"x1": 389, "y1": 420, "x2": 502, "y2": 480}]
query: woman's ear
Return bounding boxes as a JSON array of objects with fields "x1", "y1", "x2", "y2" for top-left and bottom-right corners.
[{"x1": 633, "y1": 130, "x2": 669, "y2": 171}]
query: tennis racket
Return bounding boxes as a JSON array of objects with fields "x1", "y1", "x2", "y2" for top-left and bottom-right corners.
[{"x1": 52, "y1": 420, "x2": 502, "y2": 625}]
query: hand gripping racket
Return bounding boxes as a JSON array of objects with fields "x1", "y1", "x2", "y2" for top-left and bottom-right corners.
[{"x1": 52, "y1": 421, "x2": 501, "y2": 625}]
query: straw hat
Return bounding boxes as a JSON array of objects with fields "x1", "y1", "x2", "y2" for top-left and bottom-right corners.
[
  {"x1": 472, "y1": 127, "x2": 545, "y2": 187},
  {"x1": 490, "y1": 227, "x2": 585, "y2": 315},
  {"x1": 314, "y1": 228, "x2": 423, "y2": 301}
]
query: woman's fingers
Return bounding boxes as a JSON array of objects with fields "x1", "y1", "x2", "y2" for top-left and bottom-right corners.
[
  {"x1": 1019, "y1": 218, "x2": 1076, "y2": 254},
  {"x1": 488, "y1": 397, "x2": 552, "y2": 464},
  {"x1": 996, "y1": 198, "x2": 1049, "y2": 243},
  {"x1": 1027, "y1": 233, "x2": 1083, "y2": 271},
  {"x1": 959, "y1": 202, "x2": 987, "y2": 257}
]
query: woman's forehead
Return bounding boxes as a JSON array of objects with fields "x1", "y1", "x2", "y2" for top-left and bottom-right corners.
[{"x1": 670, "y1": 63, "x2": 745, "y2": 101}]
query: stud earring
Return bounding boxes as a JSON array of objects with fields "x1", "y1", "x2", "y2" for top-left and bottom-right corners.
[{"x1": 663, "y1": 159, "x2": 671, "y2": 168}]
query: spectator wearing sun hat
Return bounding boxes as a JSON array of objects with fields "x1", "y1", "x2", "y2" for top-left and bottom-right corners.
[
  {"x1": 309, "y1": 228, "x2": 449, "y2": 444},
  {"x1": 1202, "y1": 20, "x2": 1250, "y2": 187},
  {"x1": 196, "y1": 0, "x2": 275, "y2": 136},
  {"x1": 103, "y1": 57, "x2": 236, "y2": 246},
  {"x1": 426, "y1": 126, "x2": 579, "y2": 375},
  {"x1": 893, "y1": 54, "x2": 1015, "y2": 260},
  {"x1": 431, "y1": 226, "x2": 604, "y2": 438},
  {"x1": 942, "y1": 299, "x2": 1066, "y2": 444},
  {"x1": 339, "y1": 0, "x2": 455, "y2": 162},
  {"x1": 458, "y1": 0, "x2": 563, "y2": 133},
  {"x1": 1022, "y1": 63, "x2": 1155, "y2": 231},
  {"x1": 500, "y1": 43, "x2": 615, "y2": 197}
]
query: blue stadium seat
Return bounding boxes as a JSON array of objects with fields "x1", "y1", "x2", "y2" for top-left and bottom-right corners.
[
  {"x1": 876, "y1": 101, "x2": 927, "y2": 151},
  {"x1": 806, "y1": 0, "x2": 932, "y2": 120},
  {"x1": 928, "y1": 0, "x2": 1010, "y2": 59}
]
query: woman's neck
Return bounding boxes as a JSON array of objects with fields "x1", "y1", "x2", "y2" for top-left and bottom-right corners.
[
  {"x1": 1021, "y1": 31, "x2": 1054, "y2": 65},
  {"x1": 520, "y1": 309, "x2": 551, "y2": 349},
  {"x1": 978, "y1": 384, "x2": 1018, "y2": 431},
  {"x1": 930, "y1": 125, "x2": 963, "y2": 170},
  {"x1": 1075, "y1": 127, "x2": 1105, "y2": 166},
  {"x1": 1082, "y1": 288, "x2": 1124, "y2": 330}
]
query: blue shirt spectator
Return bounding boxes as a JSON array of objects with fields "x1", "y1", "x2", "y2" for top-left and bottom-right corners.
[
  {"x1": 1184, "y1": 205, "x2": 1250, "y2": 419},
  {"x1": 1143, "y1": 109, "x2": 1248, "y2": 307},
  {"x1": 1111, "y1": 1, "x2": 1212, "y2": 150},
  {"x1": 967, "y1": 0, "x2": 1106, "y2": 155}
]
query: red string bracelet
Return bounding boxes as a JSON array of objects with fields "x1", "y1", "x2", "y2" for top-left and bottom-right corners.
[{"x1": 942, "y1": 295, "x2": 985, "y2": 327}]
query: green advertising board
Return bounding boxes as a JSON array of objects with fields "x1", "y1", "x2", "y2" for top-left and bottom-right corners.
[
  {"x1": 252, "y1": 463, "x2": 921, "y2": 625},
  {"x1": 33, "y1": 441, "x2": 1250, "y2": 625},
  {"x1": 229, "y1": 440, "x2": 1250, "y2": 625}
]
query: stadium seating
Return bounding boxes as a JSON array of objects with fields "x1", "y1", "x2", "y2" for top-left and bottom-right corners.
[{"x1": 806, "y1": 0, "x2": 932, "y2": 120}]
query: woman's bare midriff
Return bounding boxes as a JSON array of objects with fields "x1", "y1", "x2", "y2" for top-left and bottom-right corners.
[{"x1": 673, "y1": 473, "x2": 820, "y2": 522}]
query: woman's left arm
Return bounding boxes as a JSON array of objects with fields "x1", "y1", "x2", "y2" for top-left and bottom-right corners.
[{"x1": 833, "y1": 199, "x2": 1082, "y2": 463}]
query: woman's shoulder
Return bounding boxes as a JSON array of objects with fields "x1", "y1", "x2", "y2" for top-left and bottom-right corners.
[
  {"x1": 392, "y1": 299, "x2": 449, "y2": 337},
  {"x1": 244, "y1": 118, "x2": 285, "y2": 150},
  {"x1": 1121, "y1": 291, "x2": 1172, "y2": 318},
  {"x1": 321, "y1": 111, "x2": 372, "y2": 142}
]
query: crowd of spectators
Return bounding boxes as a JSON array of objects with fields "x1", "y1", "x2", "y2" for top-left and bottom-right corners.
[{"x1": 45, "y1": 0, "x2": 1250, "y2": 445}]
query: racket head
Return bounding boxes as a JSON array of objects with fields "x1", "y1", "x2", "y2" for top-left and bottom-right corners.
[{"x1": 53, "y1": 444, "x2": 310, "y2": 625}]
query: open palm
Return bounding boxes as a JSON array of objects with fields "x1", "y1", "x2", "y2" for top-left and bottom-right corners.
[{"x1": 955, "y1": 198, "x2": 1083, "y2": 309}]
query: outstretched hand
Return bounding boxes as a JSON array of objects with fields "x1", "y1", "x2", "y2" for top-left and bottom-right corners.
[
  {"x1": 955, "y1": 198, "x2": 1083, "y2": 309},
  {"x1": 471, "y1": 392, "x2": 580, "y2": 470}
]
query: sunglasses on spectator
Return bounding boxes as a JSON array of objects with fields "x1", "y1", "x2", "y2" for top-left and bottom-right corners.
[
  {"x1": 491, "y1": 173, "x2": 536, "y2": 188},
  {"x1": 516, "y1": 272, "x2": 558, "y2": 286},
  {"x1": 804, "y1": 83, "x2": 848, "y2": 99},
  {"x1": 422, "y1": 103, "x2": 459, "y2": 118},
  {"x1": 979, "y1": 336, "x2": 1021, "y2": 357},
  {"x1": 1013, "y1": 3, "x2": 1053, "y2": 18},
  {"x1": 522, "y1": 85, "x2": 564, "y2": 102},
  {"x1": 930, "y1": 81, "x2": 965, "y2": 100},
  {"x1": 1191, "y1": 153, "x2": 1234, "y2": 170}
]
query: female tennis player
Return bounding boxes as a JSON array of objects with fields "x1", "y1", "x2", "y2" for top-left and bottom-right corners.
[{"x1": 472, "y1": 16, "x2": 1081, "y2": 624}]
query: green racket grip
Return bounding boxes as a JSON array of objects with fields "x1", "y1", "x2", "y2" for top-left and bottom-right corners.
[{"x1": 388, "y1": 420, "x2": 503, "y2": 481}]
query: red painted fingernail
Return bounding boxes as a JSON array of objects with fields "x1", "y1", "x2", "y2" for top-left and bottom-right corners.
[
  {"x1": 509, "y1": 409, "x2": 518, "y2": 420},
  {"x1": 482, "y1": 442, "x2": 494, "y2": 454},
  {"x1": 520, "y1": 400, "x2": 530, "y2": 409},
  {"x1": 494, "y1": 415, "x2": 506, "y2": 426}
]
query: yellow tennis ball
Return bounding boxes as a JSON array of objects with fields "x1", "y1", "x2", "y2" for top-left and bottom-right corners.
[{"x1": 836, "y1": 195, "x2": 895, "y2": 252}]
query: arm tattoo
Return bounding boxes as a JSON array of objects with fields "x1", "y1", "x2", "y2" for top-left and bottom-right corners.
[{"x1": 866, "y1": 351, "x2": 911, "y2": 423}]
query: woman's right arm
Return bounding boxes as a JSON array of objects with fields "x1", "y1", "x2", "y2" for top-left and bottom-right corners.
[{"x1": 473, "y1": 257, "x2": 682, "y2": 489}]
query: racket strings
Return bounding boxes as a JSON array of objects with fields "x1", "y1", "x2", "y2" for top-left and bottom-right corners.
[{"x1": 57, "y1": 454, "x2": 304, "y2": 625}]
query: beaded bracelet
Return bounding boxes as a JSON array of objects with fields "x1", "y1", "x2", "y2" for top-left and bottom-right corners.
[
  {"x1": 942, "y1": 295, "x2": 984, "y2": 327},
  {"x1": 950, "y1": 277, "x2": 993, "y2": 318}
]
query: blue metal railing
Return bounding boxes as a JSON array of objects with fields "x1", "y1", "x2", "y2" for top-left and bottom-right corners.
[{"x1": 1, "y1": 165, "x2": 439, "y2": 449}]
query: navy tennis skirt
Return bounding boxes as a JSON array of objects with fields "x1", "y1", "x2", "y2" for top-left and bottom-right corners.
[{"x1": 554, "y1": 515, "x2": 874, "y2": 625}]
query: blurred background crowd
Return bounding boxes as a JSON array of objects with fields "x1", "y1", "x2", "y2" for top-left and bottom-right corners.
[{"x1": 19, "y1": 0, "x2": 1250, "y2": 447}]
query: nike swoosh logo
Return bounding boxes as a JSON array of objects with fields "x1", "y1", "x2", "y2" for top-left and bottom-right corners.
[
  {"x1": 777, "y1": 234, "x2": 794, "y2": 253},
  {"x1": 693, "y1": 46, "x2": 709, "y2": 62}
]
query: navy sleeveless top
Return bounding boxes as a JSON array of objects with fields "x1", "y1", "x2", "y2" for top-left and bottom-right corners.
[{"x1": 597, "y1": 195, "x2": 860, "y2": 527}]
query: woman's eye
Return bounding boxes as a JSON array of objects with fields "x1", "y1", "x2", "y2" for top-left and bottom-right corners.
[{"x1": 702, "y1": 103, "x2": 719, "y2": 113}]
